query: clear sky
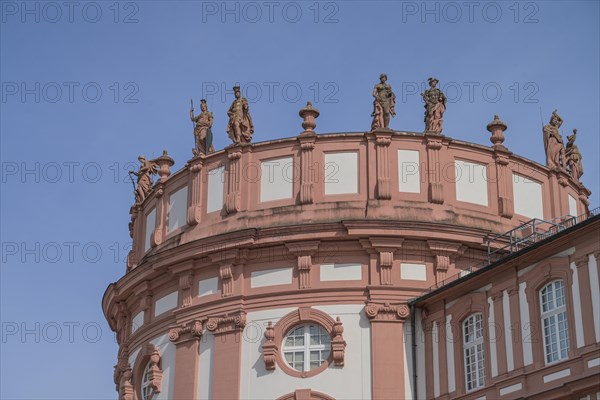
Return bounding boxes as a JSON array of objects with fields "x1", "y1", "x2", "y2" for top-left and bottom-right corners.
[{"x1": 1, "y1": 1, "x2": 598, "y2": 398}]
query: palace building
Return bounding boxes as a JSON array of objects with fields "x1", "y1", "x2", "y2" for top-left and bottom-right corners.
[{"x1": 103, "y1": 94, "x2": 599, "y2": 399}]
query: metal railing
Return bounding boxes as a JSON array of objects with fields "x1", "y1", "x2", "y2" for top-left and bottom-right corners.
[{"x1": 420, "y1": 206, "x2": 599, "y2": 296}]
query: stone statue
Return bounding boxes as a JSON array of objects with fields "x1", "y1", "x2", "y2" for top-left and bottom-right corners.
[
  {"x1": 565, "y1": 129, "x2": 583, "y2": 184},
  {"x1": 422, "y1": 77, "x2": 446, "y2": 134},
  {"x1": 129, "y1": 156, "x2": 158, "y2": 204},
  {"x1": 371, "y1": 73, "x2": 396, "y2": 130},
  {"x1": 190, "y1": 99, "x2": 215, "y2": 156},
  {"x1": 543, "y1": 110, "x2": 566, "y2": 169},
  {"x1": 227, "y1": 85, "x2": 254, "y2": 143},
  {"x1": 118, "y1": 367, "x2": 134, "y2": 400}
]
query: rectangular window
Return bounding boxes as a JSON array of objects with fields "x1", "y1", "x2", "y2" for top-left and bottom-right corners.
[
  {"x1": 541, "y1": 280, "x2": 570, "y2": 364},
  {"x1": 464, "y1": 314, "x2": 485, "y2": 391}
]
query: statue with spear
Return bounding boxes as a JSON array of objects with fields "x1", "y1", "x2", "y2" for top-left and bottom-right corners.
[{"x1": 190, "y1": 98, "x2": 214, "y2": 156}]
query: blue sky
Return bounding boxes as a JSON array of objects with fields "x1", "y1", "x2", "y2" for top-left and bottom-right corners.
[{"x1": 1, "y1": 1, "x2": 598, "y2": 398}]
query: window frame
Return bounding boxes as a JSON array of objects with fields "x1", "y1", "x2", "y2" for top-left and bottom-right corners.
[
  {"x1": 463, "y1": 313, "x2": 485, "y2": 392},
  {"x1": 132, "y1": 343, "x2": 163, "y2": 400},
  {"x1": 539, "y1": 279, "x2": 570, "y2": 364},
  {"x1": 140, "y1": 360, "x2": 153, "y2": 400},
  {"x1": 261, "y1": 307, "x2": 346, "y2": 378},
  {"x1": 281, "y1": 323, "x2": 331, "y2": 373}
]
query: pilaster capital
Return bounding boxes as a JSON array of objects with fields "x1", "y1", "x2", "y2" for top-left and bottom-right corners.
[
  {"x1": 574, "y1": 255, "x2": 589, "y2": 269},
  {"x1": 206, "y1": 310, "x2": 247, "y2": 334},
  {"x1": 168, "y1": 320, "x2": 203, "y2": 343},
  {"x1": 365, "y1": 302, "x2": 410, "y2": 322}
]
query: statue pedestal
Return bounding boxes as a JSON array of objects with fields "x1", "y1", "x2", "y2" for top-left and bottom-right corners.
[{"x1": 371, "y1": 127, "x2": 394, "y2": 134}]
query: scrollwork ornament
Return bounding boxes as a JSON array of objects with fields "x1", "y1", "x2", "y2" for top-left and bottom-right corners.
[
  {"x1": 168, "y1": 328, "x2": 179, "y2": 342},
  {"x1": 206, "y1": 318, "x2": 219, "y2": 332},
  {"x1": 365, "y1": 303, "x2": 379, "y2": 318},
  {"x1": 397, "y1": 304, "x2": 410, "y2": 319}
]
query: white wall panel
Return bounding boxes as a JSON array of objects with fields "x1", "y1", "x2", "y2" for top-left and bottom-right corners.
[
  {"x1": 154, "y1": 291, "x2": 178, "y2": 317},
  {"x1": 251, "y1": 267, "x2": 293, "y2": 288},
  {"x1": 455, "y1": 159, "x2": 489, "y2": 206},
  {"x1": 433, "y1": 321, "x2": 440, "y2": 398},
  {"x1": 198, "y1": 276, "x2": 219, "y2": 297},
  {"x1": 401, "y1": 263, "x2": 427, "y2": 281},
  {"x1": 398, "y1": 149, "x2": 420, "y2": 193},
  {"x1": 446, "y1": 315, "x2": 455, "y2": 393},
  {"x1": 519, "y1": 283, "x2": 533, "y2": 366},
  {"x1": 207, "y1": 166, "x2": 225, "y2": 213},
  {"x1": 503, "y1": 290, "x2": 514, "y2": 372},
  {"x1": 589, "y1": 254, "x2": 600, "y2": 343},
  {"x1": 168, "y1": 186, "x2": 187, "y2": 232},
  {"x1": 499, "y1": 383, "x2": 522, "y2": 396},
  {"x1": 320, "y1": 263, "x2": 362, "y2": 281},
  {"x1": 568, "y1": 194, "x2": 578, "y2": 218},
  {"x1": 416, "y1": 308, "x2": 427, "y2": 400},
  {"x1": 131, "y1": 311, "x2": 144, "y2": 334},
  {"x1": 260, "y1": 157, "x2": 294, "y2": 202},
  {"x1": 543, "y1": 368, "x2": 570, "y2": 383},
  {"x1": 324, "y1": 152, "x2": 358, "y2": 195},
  {"x1": 488, "y1": 297, "x2": 498, "y2": 377},
  {"x1": 168, "y1": 187, "x2": 187, "y2": 232},
  {"x1": 144, "y1": 208, "x2": 156, "y2": 253},
  {"x1": 571, "y1": 261, "x2": 585, "y2": 348},
  {"x1": 513, "y1": 173, "x2": 544, "y2": 219}
]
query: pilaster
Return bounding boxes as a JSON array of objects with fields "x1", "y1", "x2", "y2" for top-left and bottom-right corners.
[
  {"x1": 186, "y1": 156, "x2": 204, "y2": 225},
  {"x1": 365, "y1": 302, "x2": 410, "y2": 399},
  {"x1": 207, "y1": 310, "x2": 246, "y2": 400},
  {"x1": 425, "y1": 133, "x2": 445, "y2": 204},
  {"x1": 225, "y1": 145, "x2": 243, "y2": 215},
  {"x1": 168, "y1": 320, "x2": 203, "y2": 400}
]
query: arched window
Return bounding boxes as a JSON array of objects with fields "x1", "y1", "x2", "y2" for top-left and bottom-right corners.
[
  {"x1": 463, "y1": 313, "x2": 485, "y2": 391},
  {"x1": 540, "y1": 280, "x2": 569, "y2": 364},
  {"x1": 282, "y1": 324, "x2": 331, "y2": 372},
  {"x1": 140, "y1": 361, "x2": 153, "y2": 400}
]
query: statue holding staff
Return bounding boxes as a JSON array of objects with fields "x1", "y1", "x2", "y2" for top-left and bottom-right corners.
[{"x1": 190, "y1": 98, "x2": 214, "y2": 155}]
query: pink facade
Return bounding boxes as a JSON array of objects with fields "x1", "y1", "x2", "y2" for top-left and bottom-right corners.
[
  {"x1": 103, "y1": 126, "x2": 597, "y2": 399},
  {"x1": 415, "y1": 217, "x2": 600, "y2": 399}
]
